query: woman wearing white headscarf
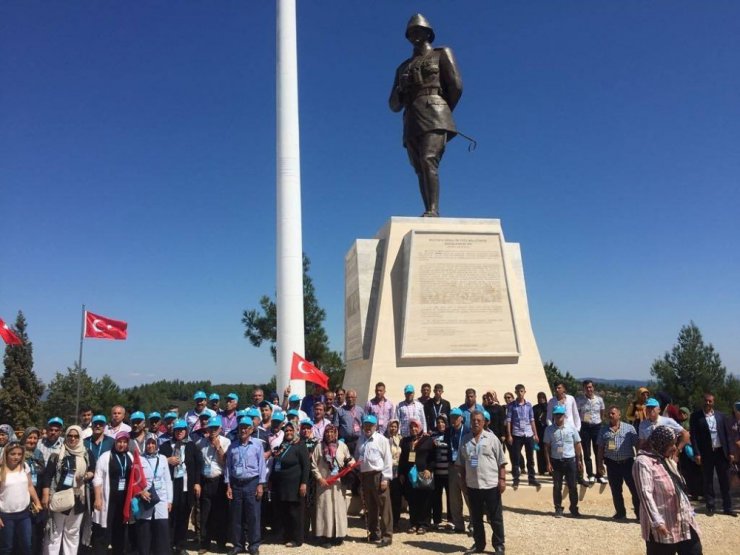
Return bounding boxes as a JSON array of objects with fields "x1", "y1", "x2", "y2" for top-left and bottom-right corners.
[
  {"x1": 135, "y1": 434, "x2": 172, "y2": 555},
  {"x1": 41, "y1": 425, "x2": 90, "y2": 555},
  {"x1": 0, "y1": 425, "x2": 18, "y2": 459}
]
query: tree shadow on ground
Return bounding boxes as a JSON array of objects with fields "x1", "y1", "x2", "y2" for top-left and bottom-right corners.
[{"x1": 505, "y1": 505, "x2": 636, "y2": 524}]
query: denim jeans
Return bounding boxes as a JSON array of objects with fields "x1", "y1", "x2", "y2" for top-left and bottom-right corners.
[{"x1": 0, "y1": 510, "x2": 32, "y2": 555}]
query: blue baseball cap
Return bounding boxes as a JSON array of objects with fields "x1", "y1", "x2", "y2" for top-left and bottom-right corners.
[
  {"x1": 246, "y1": 408, "x2": 261, "y2": 419},
  {"x1": 271, "y1": 411, "x2": 285, "y2": 423},
  {"x1": 148, "y1": 412, "x2": 161, "y2": 421},
  {"x1": 363, "y1": 415, "x2": 378, "y2": 425},
  {"x1": 131, "y1": 411, "x2": 145, "y2": 422},
  {"x1": 163, "y1": 412, "x2": 177, "y2": 421},
  {"x1": 287, "y1": 409, "x2": 300, "y2": 418},
  {"x1": 92, "y1": 415, "x2": 107, "y2": 425},
  {"x1": 238, "y1": 416, "x2": 254, "y2": 427},
  {"x1": 207, "y1": 416, "x2": 222, "y2": 428},
  {"x1": 450, "y1": 408, "x2": 463, "y2": 417},
  {"x1": 483, "y1": 410, "x2": 491, "y2": 421},
  {"x1": 209, "y1": 393, "x2": 220, "y2": 401},
  {"x1": 404, "y1": 384, "x2": 415, "y2": 394},
  {"x1": 236, "y1": 409, "x2": 248, "y2": 418},
  {"x1": 193, "y1": 390, "x2": 207, "y2": 401},
  {"x1": 645, "y1": 398, "x2": 660, "y2": 408},
  {"x1": 173, "y1": 419, "x2": 188, "y2": 430},
  {"x1": 227, "y1": 392, "x2": 239, "y2": 402},
  {"x1": 47, "y1": 417, "x2": 64, "y2": 427},
  {"x1": 552, "y1": 405, "x2": 566, "y2": 415},
  {"x1": 289, "y1": 394, "x2": 301, "y2": 402},
  {"x1": 300, "y1": 418, "x2": 314, "y2": 427}
]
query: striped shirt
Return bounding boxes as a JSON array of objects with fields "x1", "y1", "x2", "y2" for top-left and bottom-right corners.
[
  {"x1": 365, "y1": 398, "x2": 395, "y2": 435},
  {"x1": 597, "y1": 422, "x2": 638, "y2": 462},
  {"x1": 632, "y1": 451, "x2": 700, "y2": 545},
  {"x1": 395, "y1": 400, "x2": 427, "y2": 437},
  {"x1": 506, "y1": 400, "x2": 535, "y2": 437},
  {"x1": 432, "y1": 433, "x2": 449, "y2": 476}
]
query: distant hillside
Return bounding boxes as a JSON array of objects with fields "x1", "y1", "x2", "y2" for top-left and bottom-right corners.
[{"x1": 579, "y1": 377, "x2": 649, "y2": 389}]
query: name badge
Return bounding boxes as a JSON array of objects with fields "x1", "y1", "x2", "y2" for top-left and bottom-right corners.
[
  {"x1": 330, "y1": 464, "x2": 339, "y2": 476},
  {"x1": 118, "y1": 478, "x2": 126, "y2": 491},
  {"x1": 607, "y1": 440, "x2": 617, "y2": 451},
  {"x1": 203, "y1": 462, "x2": 212, "y2": 477},
  {"x1": 408, "y1": 452, "x2": 416, "y2": 463},
  {"x1": 451, "y1": 449, "x2": 458, "y2": 462},
  {"x1": 31, "y1": 474, "x2": 38, "y2": 486},
  {"x1": 583, "y1": 413, "x2": 592, "y2": 423},
  {"x1": 555, "y1": 446, "x2": 563, "y2": 457},
  {"x1": 274, "y1": 460, "x2": 282, "y2": 472},
  {"x1": 470, "y1": 456, "x2": 479, "y2": 469},
  {"x1": 174, "y1": 464, "x2": 185, "y2": 479},
  {"x1": 63, "y1": 473, "x2": 75, "y2": 487},
  {"x1": 353, "y1": 423, "x2": 360, "y2": 433}
]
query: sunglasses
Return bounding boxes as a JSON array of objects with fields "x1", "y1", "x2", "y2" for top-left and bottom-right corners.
[{"x1": 67, "y1": 434, "x2": 80, "y2": 439}]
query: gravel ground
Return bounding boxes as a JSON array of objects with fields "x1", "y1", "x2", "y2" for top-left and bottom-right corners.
[{"x1": 191, "y1": 477, "x2": 739, "y2": 555}]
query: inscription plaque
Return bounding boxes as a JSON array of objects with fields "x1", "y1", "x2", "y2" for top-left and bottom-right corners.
[{"x1": 401, "y1": 231, "x2": 519, "y2": 359}]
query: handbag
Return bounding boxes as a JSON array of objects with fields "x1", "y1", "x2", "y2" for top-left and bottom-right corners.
[
  {"x1": 416, "y1": 467, "x2": 434, "y2": 490},
  {"x1": 139, "y1": 457, "x2": 161, "y2": 511},
  {"x1": 49, "y1": 488, "x2": 75, "y2": 513}
]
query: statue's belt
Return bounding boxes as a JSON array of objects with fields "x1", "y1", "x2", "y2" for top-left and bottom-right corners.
[{"x1": 412, "y1": 87, "x2": 443, "y2": 99}]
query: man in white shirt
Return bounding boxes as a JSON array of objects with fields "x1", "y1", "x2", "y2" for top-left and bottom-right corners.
[
  {"x1": 576, "y1": 380, "x2": 607, "y2": 485},
  {"x1": 195, "y1": 416, "x2": 231, "y2": 553},
  {"x1": 638, "y1": 397, "x2": 688, "y2": 453},
  {"x1": 546, "y1": 381, "x2": 581, "y2": 430},
  {"x1": 104, "y1": 405, "x2": 132, "y2": 438},
  {"x1": 185, "y1": 390, "x2": 216, "y2": 431},
  {"x1": 356, "y1": 415, "x2": 393, "y2": 547}
]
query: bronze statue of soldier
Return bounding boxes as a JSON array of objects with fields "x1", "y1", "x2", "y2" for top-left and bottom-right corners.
[{"x1": 390, "y1": 14, "x2": 463, "y2": 217}]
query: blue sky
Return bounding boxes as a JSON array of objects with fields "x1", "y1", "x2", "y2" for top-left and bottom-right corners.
[{"x1": 2, "y1": 1, "x2": 738, "y2": 390}]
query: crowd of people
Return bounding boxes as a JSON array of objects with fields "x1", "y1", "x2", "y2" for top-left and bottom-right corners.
[{"x1": 0, "y1": 380, "x2": 737, "y2": 555}]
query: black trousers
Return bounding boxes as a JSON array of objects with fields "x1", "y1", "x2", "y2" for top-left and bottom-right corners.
[
  {"x1": 432, "y1": 474, "x2": 450, "y2": 524},
  {"x1": 389, "y1": 477, "x2": 403, "y2": 528},
  {"x1": 579, "y1": 423, "x2": 603, "y2": 478},
  {"x1": 700, "y1": 448, "x2": 731, "y2": 511},
  {"x1": 605, "y1": 458, "x2": 639, "y2": 517},
  {"x1": 468, "y1": 487, "x2": 504, "y2": 551},
  {"x1": 274, "y1": 498, "x2": 305, "y2": 545},
  {"x1": 91, "y1": 522, "x2": 127, "y2": 555},
  {"x1": 510, "y1": 436, "x2": 536, "y2": 482},
  {"x1": 403, "y1": 481, "x2": 432, "y2": 528},
  {"x1": 169, "y1": 478, "x2": 192, "y2": 549},
  {"x1": 646, "y1": 526, "x2": 702, "y2": 555},
  {"x1": 551, "y1": 458, "x2": 579, "y2": 512},
  {"x1": 135, "y1": 517, "x2": 169, "y2": 555},
  {"x1": 199, "y1": 477, "x2": 227, "y2": 548}
]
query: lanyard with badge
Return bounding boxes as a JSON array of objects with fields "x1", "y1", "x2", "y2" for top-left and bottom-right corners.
[
  {"x1": 30, "y1": 461, "x2": 38, "y2": 486},
  {"x1": 351, "y1": 408, "x2": 360, "y2": 434},
  {"x1": 607, "y1": 427, "x2": 619, "y2": 451},
  {"x1": 451, "y1": 427, "x2": 463, "y2": 462},
  {"x1": 146, "y1": 456, "x2": 161, "y2": 490},
  {"x1": 203, "y1": 443, "x2": 218, "y2": 477},
  {"x1": 554, "y1": 429, "x2": 564, "y2": 458},
  {"x1": 468, "y1": 438, "x2": 482, "y2": 468},
  {"x1": 115, "y1": 454, "x2": 128, "y2": 491},
  {"x1": 174, "y1": 444, "x2": 187, "y2": 479},
  {"x1": 274, "y1": 444, "x2": 292, "y2": 472},
  {"x1": 62, "y1": 457, "x2": 76, "y2": 488}
]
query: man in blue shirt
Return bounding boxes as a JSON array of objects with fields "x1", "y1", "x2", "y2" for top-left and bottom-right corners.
[
  {"x1": 505, "y1": 384, "x2": 541, "y2": 489},
  {"x1": 225, "y1": 417, "x2": 268, "y2": 555},
  {"x1": 458, "y1": 389, "x2": 485, "y2": 434},
  {"x1": 544, "y1": 405, "x2": 584, "y2": 518}
]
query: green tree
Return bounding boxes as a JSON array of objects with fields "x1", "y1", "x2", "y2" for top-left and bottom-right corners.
[
  {"x1": 0, "y1": 311, "x2": 44, "y2": 427},
  {"x1": 651, "y1": 321, "x2": 733, "y2": 411},
  {"x1": 543, "y1": 360, "x2": 579, "y2": 395},
  {"x1": 242, "y1": 254, "x2": 346, "y2": 389},
  {"x1": 44, "y1": 364, "x2": 95, "y2": 423}
]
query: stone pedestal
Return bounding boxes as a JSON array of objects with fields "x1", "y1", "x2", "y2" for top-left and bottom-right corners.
[{"x1": 343, "y1": 217, "x2": 550, "y2": 406}]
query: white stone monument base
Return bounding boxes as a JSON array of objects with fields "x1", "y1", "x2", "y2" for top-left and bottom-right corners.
[{"x1": 343, "y1": 217, "x2": 550, "y2": 407}]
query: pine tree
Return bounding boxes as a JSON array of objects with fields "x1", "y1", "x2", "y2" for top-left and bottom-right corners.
[
  {"x1": 651, "y1": 321, "x2": 731, "y2": 410},
  {"x1": 0, "y1": 311, "x2": 44, "y2": 427},
  {"x1": 44, "y1": 363, "x2": 95, "y2": 423},
  {"x1": 242, "y1": 254, "x2": 346, "y2": 389}
]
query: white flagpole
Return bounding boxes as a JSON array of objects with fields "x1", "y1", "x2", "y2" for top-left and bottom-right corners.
[
  {"x1": 276, "y1": 0, "x2": 306, "y2": 398},
  {"x1": 75, "y1": 304, "x2": 86, "y2": 422}
]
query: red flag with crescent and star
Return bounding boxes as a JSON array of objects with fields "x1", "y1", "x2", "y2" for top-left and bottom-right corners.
[
  {"x1": 0, "y1": 317, "x2": 23, "y2": 346},
  {"x1": 290, "y1": 352, "x2": 329, "y2": 389},
  {"x1": 84, "y1": 311, "x2": 128, "y2": 340}
]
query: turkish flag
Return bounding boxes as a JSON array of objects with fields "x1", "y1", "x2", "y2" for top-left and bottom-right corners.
[
  {"x1": 0, "y1": 318, "x2": 22, "y2": 346},
  {"x1": 123, "y1": 449, "x2": 148, "y2": 522},
  {"x1": 84, "y1": 311, "x2": 127, "y2": 340},
  {"x1": 290, "y1": 352, "x2": 329, "y2": 389}
]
